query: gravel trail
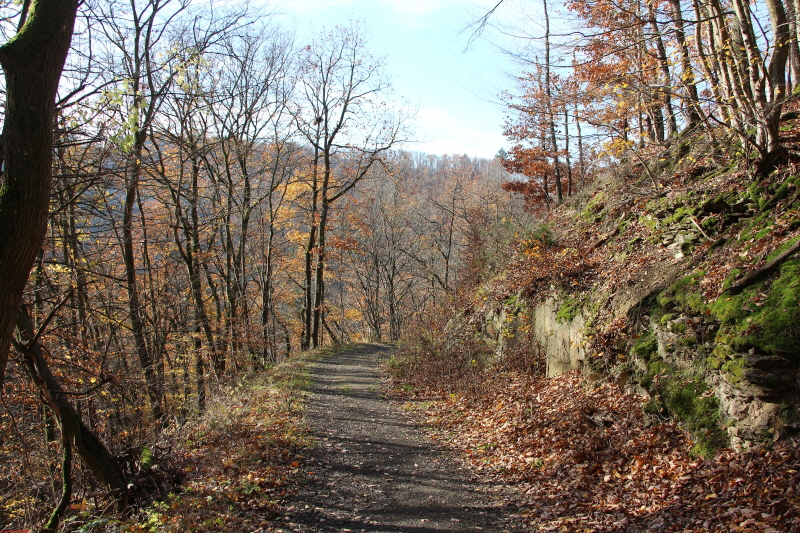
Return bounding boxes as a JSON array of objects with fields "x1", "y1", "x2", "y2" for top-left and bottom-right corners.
[{"x1": 276, "y1": 344, "x2": 507, "y2": 533}]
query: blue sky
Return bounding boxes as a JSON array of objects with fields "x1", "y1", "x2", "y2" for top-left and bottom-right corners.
[{"x1": 273, "y1": 0, "x2": 518, "y2": 159}]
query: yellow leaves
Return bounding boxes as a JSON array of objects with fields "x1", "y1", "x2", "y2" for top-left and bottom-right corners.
[
  {"x1": 70, "y1": 498, "x2": 89, "y2": 511},
  {"x1": 287, "y1": 228, "x2": 306, "y2": 245},
  {"x1": 344, "y1": 308, "x2": 363, "y2": 321},
  {"x1": 44, "y1": 262, "x2": 72, "y2": 275}
]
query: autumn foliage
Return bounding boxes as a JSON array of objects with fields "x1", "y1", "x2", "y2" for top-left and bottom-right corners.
[
  {"x1": 392, "y1": 370, "x2": 800, "y2": 532},
  {"x1": 499, "y1": 0, "x2": 799, "y2": 211}
]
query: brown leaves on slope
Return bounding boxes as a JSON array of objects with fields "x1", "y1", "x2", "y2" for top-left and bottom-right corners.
[
  {"x1": 393, "y1": 370, "x2": 800, "y2": 533},
  {"x1": 85, "y1": 354, "x2": 319, "y2": 533}
]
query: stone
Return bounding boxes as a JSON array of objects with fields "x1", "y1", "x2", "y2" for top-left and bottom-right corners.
[
  {"x1": 527, "y1": 295, "x2": 587, "y2": 378},
  {"x1": 700, "y1": 198, "x2": 729, "y2": 214},
  {"x1": 744, "y1": 355, "x2": 793, "y2": 371}
]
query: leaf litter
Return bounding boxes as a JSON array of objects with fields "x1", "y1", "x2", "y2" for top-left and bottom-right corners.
[
  {"x1": 98, "y1": 351, "x2": 321, "y2": 533},
  {"x1": 389, "y1": 369, "x2": 800, "y2": 532}
]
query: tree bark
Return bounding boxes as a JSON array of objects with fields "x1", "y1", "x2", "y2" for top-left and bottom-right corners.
[
  {"x1": 542, "y1": 0, "x2": 563, "y2": 204},
  {"x1": 667, "y1": 0, "x2": 702, "y2": 128},
  {"x1": 647, "y1": 2, "x2": 678, "y2": 138},
  {"x1": 0, "y1": 0, "x2": 79, "y2": 386}
]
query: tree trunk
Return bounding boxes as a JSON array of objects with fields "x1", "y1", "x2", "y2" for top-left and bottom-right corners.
[
  {"x1": 543, "y1": 0, "x2": 563, "y2": 204},
  {"x1": 763, "y1": 0, "x2": 791, "y2": 156},
  {"x1": 783, "y1": 0, "x2": 800, "y2": 91},
  {"x1": 122, "y1": 135, "x2": 164, "y2": 420},
  {"x1": 302, "y1": 142, "x2": 321, "y2": 351},
  {"x1": 14, "y1": 305, "x2": 129, "y2": 495},
  {"x1": 0, "y1": 0, "x2": 79, "y2": 386},
  {"x1": 312, "y1": 195, "x2": 330, "y2": 348},
  {"x1": 564, "y1": 108, "x2": 573, "y2": 196},
  {"x1": 667, "y1": 0, "x2": 702, "y2": 128},
  {"x1": 647, "y1": 2, "x2": 678, "y2": 137}
]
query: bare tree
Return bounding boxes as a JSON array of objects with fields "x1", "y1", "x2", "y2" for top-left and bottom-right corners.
[
  {"x1": 94, "y1": 0, "x2": 245, "y2": 413},
  {"x1": 293, "y1": 24, "x2": 407, "y2": 349}
]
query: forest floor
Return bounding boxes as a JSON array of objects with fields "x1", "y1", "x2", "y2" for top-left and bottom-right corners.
[
  {"x1": 70, "y1": 343, "x2": 800, "y2": 533},
  {"x1": 104, "y1": 344, "x2": 521, "y2": 533},
  {"x1": 269, "y1": 343, "x2": 518, "y2": 532}
]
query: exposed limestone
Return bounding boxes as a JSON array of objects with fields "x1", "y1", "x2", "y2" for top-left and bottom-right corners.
[
  {"x1": 477, "y1": 283, "x2": 799, "y2": 452},
  {"x1": 529, "y1": 296, "x2": 587, "y2": 377},
  {"x1": 479, "y1": 292, "x2": 587, "y2": 377}
]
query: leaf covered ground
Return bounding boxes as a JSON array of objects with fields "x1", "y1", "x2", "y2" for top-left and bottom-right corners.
[
  {"x1": 389, "y1": 369, "x2": 800, "y2": 532},
  {"x1": 56, "y1": 350, "x2": 324, "y2": 533}
]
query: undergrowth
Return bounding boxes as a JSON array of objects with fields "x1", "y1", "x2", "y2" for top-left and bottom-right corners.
[{"x1": 55, "y1": 347, "x2": 335, "y2": 533}]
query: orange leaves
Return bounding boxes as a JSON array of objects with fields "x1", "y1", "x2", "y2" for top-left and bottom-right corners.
[
  {"x1": 393, "y1": 367, "x2": 800, "y2": 532},
  {"x1": 327, "y1": 235, "x2": 359, "y2": 252}
]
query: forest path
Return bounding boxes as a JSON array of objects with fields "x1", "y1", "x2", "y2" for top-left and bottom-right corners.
[{"x1": 274, "y1": 344, "x2": 508, "y2": 532}]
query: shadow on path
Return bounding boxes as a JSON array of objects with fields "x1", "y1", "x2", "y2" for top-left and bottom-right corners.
[{"x1": 274, "y1": 344, "x2": 506, "y2": 533}]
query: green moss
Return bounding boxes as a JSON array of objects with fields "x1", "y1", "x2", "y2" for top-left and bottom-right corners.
[
  {"x1": 703, "y1": 160, "x2": 738, "y2": 182},
  {"x1": 711, "y1": 237, "x2": 727, "y2": 250},
  {"x1": 642, "y1": 362, "x2": 729, "y2": 458},
  {"x1": 739, "y1": 212, "x2": 772, "y2": 242},
  {"x1": 660, "y1": 313, "x2": 676, "y2": 326},
  {"x1": 671, "y1": 321, "x2": 688, "y2": 334},
  {"x1": 753, "y1": 226, "x2": 773, "y2": 241},
  {"x1": 678, "y1": 334, "x2": 697, "y2": 347},
  {"x1": 627, "y1": 236, "x2": 643, "y2": 252},
  {"x1": 581, "y1": 192, "x2": 607, "y2": 222},
  {"x1": 664, "y1": 205, "x2": 699, "y2": 226},
  {"x1": 640, "y1": 215, "x2": 658, "y2": 231},
  {"x1": 749, "y1": 182, "x2": 765, "y2": 208},
  {"x1": 646, "y1": 197, "x2": 666, "y2": 213},
  {"x1": 639, "y1": 358, "x2": 669, "y2": 389},
  {"x1": 700, "y1": 216, "x2": 717, "y2": 232},
  {"x1": 767, "y1": 236, "x2": 800, "y2": 261},
  {"x1": 504, "y1": 293, "x2": 529, "y2": 315},
  {"x1": 618, "y1": 214, "x2": 632, "y2": 234},
  {"x1": 707, "y1": 334, "x2": 745, "y2": 382},
  {"x1": 760, "y1": 175, "x2": 796, "y2": 211},
  {"x1": 711, "y1": 257, "x2": 800, "y2": 362},
  {"x1": 556, "y1": 293, "x2": 582, "y2": 323},
  {"x1": 721, "y1": 268, "x2": 743, "y2": 291},
  {"x1": 632, "y1": 331, "x2": 658, "y2": 360},
  {"x1": 723, "y1": 358, "x2": 744, "y2": 383},
  {"x1": 658, "y1": 271, "x2": 707, "y2": 313},
  {"x1": 773, "y1": 180, "x2": 791, "y2": 201}
]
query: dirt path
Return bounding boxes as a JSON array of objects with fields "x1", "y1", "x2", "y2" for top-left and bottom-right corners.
[{"x1": 274, "y1": 344, "x2": 509, "y2": 532}]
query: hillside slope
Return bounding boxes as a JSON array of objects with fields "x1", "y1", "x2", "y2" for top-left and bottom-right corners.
[
  {"x1": 390, "y1": 118, "x2": 800, "y2": 531},
  {"x1": 479, "y1": 125, "x2": 800, "y2": 454}
]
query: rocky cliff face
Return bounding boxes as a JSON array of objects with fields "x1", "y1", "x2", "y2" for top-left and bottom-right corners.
[
  {"x1": 473, "y1": 160, "x2": 800, "y2": 456},
  {"x1": 478, "y1": 278, "x2": 798, "y2": 455}
]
